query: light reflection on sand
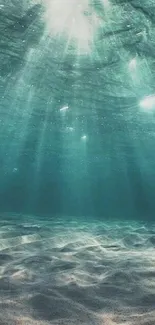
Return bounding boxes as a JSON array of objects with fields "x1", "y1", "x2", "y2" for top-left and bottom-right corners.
[{"x1": 0, "y1": 214, "x2": 155, "y2": 325}]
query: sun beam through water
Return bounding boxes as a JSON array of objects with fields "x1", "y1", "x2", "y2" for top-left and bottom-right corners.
[{"x1": 42, "y1": 0, "x2": 104, "y2": 53}]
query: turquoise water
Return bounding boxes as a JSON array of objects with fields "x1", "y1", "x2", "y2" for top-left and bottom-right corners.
[{"x1": 0, "y1": 1, "x2": 155, "y2": 324}]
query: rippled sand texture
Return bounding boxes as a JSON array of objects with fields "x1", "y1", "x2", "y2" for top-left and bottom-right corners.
[{"x1": 0, "y1": 215, "x2": 155, "y2": 325}]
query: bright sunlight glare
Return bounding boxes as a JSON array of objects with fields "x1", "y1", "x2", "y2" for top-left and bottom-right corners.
[
  {"x1": 139, "y1": 95, "x2": 155, "y2": 111},
  {"x1": 42, "y1": 0, "x2": 103, "y2": 53}
]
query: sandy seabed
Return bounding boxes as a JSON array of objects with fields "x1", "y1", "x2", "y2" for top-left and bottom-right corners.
[{"x1": 0, "y1": 214, "x2": 155, "y2": 325}]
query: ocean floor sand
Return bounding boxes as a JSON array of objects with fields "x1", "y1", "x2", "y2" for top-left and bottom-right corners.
[{"x1": 0, "y1": 214, "x2": 155, "y2": 325}]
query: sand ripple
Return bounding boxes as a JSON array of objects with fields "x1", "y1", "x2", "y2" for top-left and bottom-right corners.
[{"x1": 0, "y1": 215, "x2": 155, "y2": 325}]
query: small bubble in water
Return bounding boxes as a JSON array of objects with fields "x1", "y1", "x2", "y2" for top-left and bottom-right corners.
[{"x1": 13, "y1": 167, "x2": 18, "y2": 173}]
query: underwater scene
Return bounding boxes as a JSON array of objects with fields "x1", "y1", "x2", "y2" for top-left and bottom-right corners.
[{"x1": 0, "y1": 0, "x2": 155, "y2": 324}]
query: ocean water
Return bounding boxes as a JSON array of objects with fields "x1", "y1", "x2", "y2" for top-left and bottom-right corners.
[{"x1": 0, "y1": 0, "x2": 155, "y2": 324}]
